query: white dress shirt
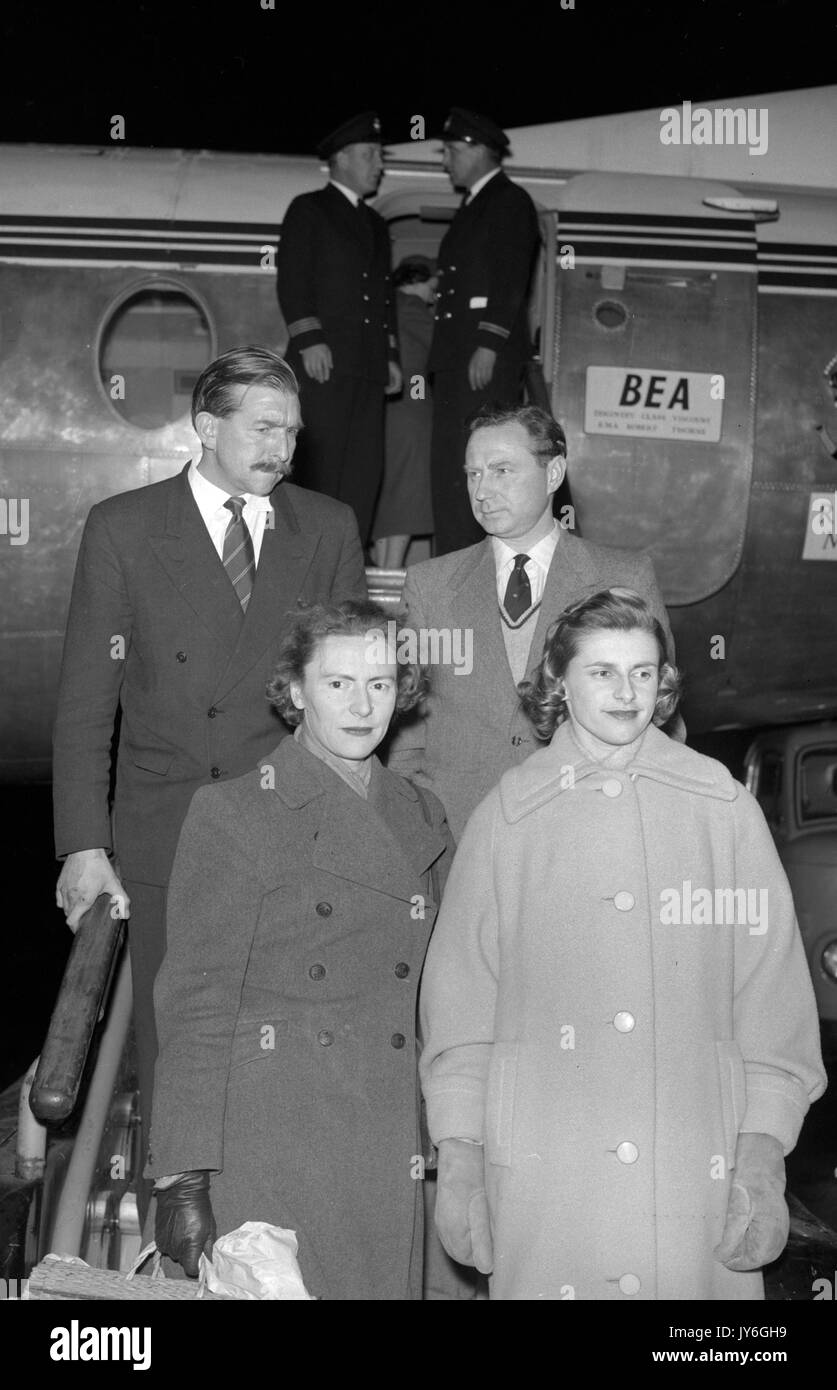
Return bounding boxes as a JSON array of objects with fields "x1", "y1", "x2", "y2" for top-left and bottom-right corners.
[
  {"x1": 464, "y1": 166, "x2": 502, "y2": 206},
  {"x1": 188, "y1": 460, "x2": 273, "y2": 566},
  {"x1": 492, "y1": 520, "x2": 560, "y2": 613}
]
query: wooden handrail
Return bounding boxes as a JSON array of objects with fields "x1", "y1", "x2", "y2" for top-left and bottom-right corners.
[{"x1": 29, "y1": 895, "x2": 126, "y2": 1123}]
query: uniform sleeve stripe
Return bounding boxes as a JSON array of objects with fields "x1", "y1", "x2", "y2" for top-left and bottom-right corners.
[
  {"x1": 478, "y1": 321, "x2": 510, "y2": 339},
  {"x1": 287, "y1": 316, "x2": 323, "y2": 337}
]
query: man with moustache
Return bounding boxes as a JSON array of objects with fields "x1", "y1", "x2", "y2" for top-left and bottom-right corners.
[
  {"x1": 429, "y1": 109, "x2": 540, "y2": 555},
  {"x1": 387, "y1": 403, "x2": 681, "y2": 843},
  {"x1": 277, "y1": 111, "x2": 401, "y2": 543},
  {"x1": 53, "y1": 347, "x2": 367, "y2": 1141}
]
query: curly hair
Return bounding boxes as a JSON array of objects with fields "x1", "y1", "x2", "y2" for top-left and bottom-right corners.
[
  {"x1": 266, "y1": 600, "x2": 426, "y2": 727},
  {"x1": 519, "y1": 588, "x2": 682, "y2": 743}
]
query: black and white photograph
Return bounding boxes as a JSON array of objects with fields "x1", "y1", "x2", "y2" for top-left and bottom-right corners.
[{"x1": 0, "y1": 0, "x2": 835, "y2": 1360}]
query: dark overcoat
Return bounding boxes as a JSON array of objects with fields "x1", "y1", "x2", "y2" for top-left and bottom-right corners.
[
  {"x1": 149, "y1": 738, "x2": 452, "y2": 1302},
  {"x1": 52, "y1": 465, "x2": 367, "y2": 885},
  {"x1": 277, "y1": 184, "x2": 397, "y2": 384}
]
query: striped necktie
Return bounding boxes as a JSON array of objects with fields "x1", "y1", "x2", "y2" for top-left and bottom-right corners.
[{"x1": 222, "y1": 496, "x2": 255, "y2": 612}]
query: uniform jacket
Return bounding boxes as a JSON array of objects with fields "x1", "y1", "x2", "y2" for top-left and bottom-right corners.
[
  {"x1": 428, "y1": 171, "x2": 540, "y2": 374},
  {"x1": 52, "y1": 465, "x2": 367, "y2": 885},
  {"x1": 276, "y1": 184, "x2": 398, "y2": 384},
  {"x1": 149, "y1": 738, "x2": 453, "y2": 1301},
  {"x1": 419, "y1": 721, "x2": 827, "y2": 1300},
  {"x1": 386, "y1": 530, "x2": 679, "y2": 839}
]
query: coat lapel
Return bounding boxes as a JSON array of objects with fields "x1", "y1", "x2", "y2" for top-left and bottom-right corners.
[
  {"x1": 523, "y1": 532, "x2": 600, "y2": 684},
  {"x1": 213, "y1": 484, "x2": 317, "y2": 700},
  {"x1": 449, "y1": 541, "x2": 519, "y2": 701},
  {"x1": 147, "y1": 464, "x2": 244, "y2": 650},
  {"x1": 270, "y1": 740, "x2": 445, "y2": 903}
]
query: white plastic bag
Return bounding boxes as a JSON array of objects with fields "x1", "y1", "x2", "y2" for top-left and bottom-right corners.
[{"x1": 198, "y1": 1221, "x2": 314, "y2": 1300}]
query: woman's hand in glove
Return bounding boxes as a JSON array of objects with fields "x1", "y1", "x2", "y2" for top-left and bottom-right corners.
[
  {"x1": 714, "y1": 1132, "x2": 789, "y2": 1271},
  {"x1": 154, "y1": 1170, "x2": 217, "y2": 1277},
  {"x1": 435, "y1": 1138, "x2": 493, "y2": 1274}
]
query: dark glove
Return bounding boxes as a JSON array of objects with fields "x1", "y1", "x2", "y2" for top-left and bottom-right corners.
[
  {"x1": 154, "y1": 1170, "x2": 216, "y2": 1278},
  {"x1": 714, "y1": 1132, "x2": 789, "y2": 1272}
]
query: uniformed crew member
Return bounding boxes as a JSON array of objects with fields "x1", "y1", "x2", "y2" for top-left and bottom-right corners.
[
  {"x1": 429, "y1": 108, "x2": 540, "y2": 556},
  {"x1": 277, "y1": 111, "x2": 402, "y2": 543}
]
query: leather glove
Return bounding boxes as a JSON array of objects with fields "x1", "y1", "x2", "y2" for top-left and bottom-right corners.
[
  {"x1": 714, "y1": 1132, "x2": 789, "y2": 1271},
  {"x1": 434, "y1": 1138, "x2": 493, "y2": 1274},
  {"x1": 154, "y1": 1170, "x2": 216, "y2": 1277}
]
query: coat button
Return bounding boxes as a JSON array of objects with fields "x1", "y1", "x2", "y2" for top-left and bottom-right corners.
[
  {"x1": 619, "y1": 1273, "x2": 641, "y2": 1296},
  {"x1": 363, "y1": 317, "x2": 370, "y2": 324},
  {"x1": 363, "y1": 294, "x2": 369, "y2": 301},
  {"x1": 613, "y1": 1011, "x2": 636, "y2": 1033},
  {"x1": 444, "y1": 312, "x2": 452, "y2": 319},
  {"x1": 207, "y1": 706, "x2": 217, "y2": 718},
  {"x1": 210, "y1": 767, "x2": 221, "y2": 779},
  {"x1": 316, "y1": 902, "x2": 332, "y2": 917},
  {"x1": 176, "y1": 651, "x2": 187, "y2": 662},
  {"x1": 394, "y1": 962, "x2": 409, "y2": 979},
  {"x1": 318, "y1": 1030, "x2": 333, "y2": 1047},
  {"x1": 390, "y1": 1033, "x2": 406, "y2": 1049},
  {"x1": 601, "y1": 778, "x2": 622, "y2": 798},
  {"x1": 613, "y1": 891, "x2": 635, "y2": 912},
  {"x1": 616, "y1": 1141, "x2": 639, "y2": 1164},
  {"x1": 309, "y1": 963, "x2": 326, "y2": 980}
]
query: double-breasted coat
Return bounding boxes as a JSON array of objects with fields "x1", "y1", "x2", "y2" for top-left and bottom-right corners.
[
  {"x1": 276, "y1": 185, "x2": 399, "y2": 539},
  {"x1": 52, "y1": 465, "x2": 366, "y2": 1114},
  {"x1": 150, "y1": 737, "x2": 452, "y2": 1301},
  {"x1": 428, "y1": 170, "x2": 541, "y2": 553},
  {"x1": 419, "y1": 721, "x2": 826, "y2": 1300}
]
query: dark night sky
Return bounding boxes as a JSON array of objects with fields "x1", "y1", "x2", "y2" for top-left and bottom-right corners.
[{"x1": 1, "y1": 0, "x2": 834, "y2": 155}]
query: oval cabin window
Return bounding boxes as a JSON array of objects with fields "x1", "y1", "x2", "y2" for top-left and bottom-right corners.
[{"x1": 98, "y1": 286, "x2": 212, "y2": 428}]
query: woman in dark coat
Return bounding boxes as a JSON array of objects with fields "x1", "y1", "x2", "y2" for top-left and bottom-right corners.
[
  {"x1": 149, "y1": 600, "x2": 452, "y2": 1300},
  {"x1": 371, "y1": 256, "x2": 436, "y2": 568}
]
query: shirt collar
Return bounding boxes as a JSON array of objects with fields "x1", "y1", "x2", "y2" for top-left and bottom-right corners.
[
  {"x1": 189, "y1": 459, "x2": 273, "y2": 514},
  {"x1": 329, "y1": 178, "x2": 361, "y2": 208},
  {"x1": 465, "y1": 167, "x2": 502, "y2": 204},
  {"x1": 491, "y1": 518, "x2": 560, "y2": 573}
]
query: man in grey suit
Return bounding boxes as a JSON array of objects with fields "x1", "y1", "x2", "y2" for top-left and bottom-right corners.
[
  {"x1": 386, "y1": 403, "x2": 680, "y2": 841},
  {"x1": 53, "y1": 346, "x2": 367, "y2": 1142}
]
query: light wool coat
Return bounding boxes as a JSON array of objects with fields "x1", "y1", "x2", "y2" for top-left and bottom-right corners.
[{"x1": 420, "y1": 722, "x2": 826, "y2": 1301}]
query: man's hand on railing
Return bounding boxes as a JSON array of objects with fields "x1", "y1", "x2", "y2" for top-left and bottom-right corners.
[
  {"x1": 155, "y1": 1171, "x2": 217, "y2": 1278},
  {"x1": 56, "y1": 848, "x2": 130, "y2": 932}
]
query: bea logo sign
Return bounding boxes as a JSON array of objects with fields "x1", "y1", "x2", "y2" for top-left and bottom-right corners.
[{"x1": 584, "y1": 366, "x2": 725, "y2": 443}]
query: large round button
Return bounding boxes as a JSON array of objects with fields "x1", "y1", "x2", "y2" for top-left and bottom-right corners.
[
  {"x1": 394, "y1": 962, "x2": 410, "y2": 979},
  {"x1": 444, "y1": 312, "x2": 452, "y2": 319},
  {"x1": 210, "y1": 766, "x2": 221, "y2": 779},
  {"x1": 619, "y1": 1273, "x2": 641, "y2": 1296},
  {"x1": 390, "y1": 1033, "x2": 406, "y2": 1049},
  {"x1": 176, "y1": 651, "x2": 187, "y2": 662},
  {"x1": 309, "y1": 963, "x2": 326, "y2": 981},
  {"x1": 613, "y1": 1011, "x2": 636, "y2": 1033},
  {"x1": 613, "y1": 891, "x2": 635, "y2": 912},
  {"x1": 616, "y1": 1141, "x2": 639, "y2": 1164},
  {"x1": 601, "y1": 778, "x2": 622, "y2": 798},
  {"x1": 207, "y1": 706, "x2": 217, "y2": 718},
  {"x1": 317, "y1": 1030, "x2": 333, "y2": 1047},
  {"x1": 316, "y1": 902, "x2": 332, "y2": 917}
]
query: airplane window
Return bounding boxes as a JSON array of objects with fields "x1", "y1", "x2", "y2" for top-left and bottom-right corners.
[
  {"x1": 98, "y1": 286, "x2": 212, "y2": 429},
  {"x1": 799, "y1": 749, "x2": 837, "y2": 823}
]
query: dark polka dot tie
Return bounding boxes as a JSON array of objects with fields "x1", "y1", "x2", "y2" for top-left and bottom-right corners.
[{"x1": 503, "y1": 554, "x2": 532, "y2": 622}]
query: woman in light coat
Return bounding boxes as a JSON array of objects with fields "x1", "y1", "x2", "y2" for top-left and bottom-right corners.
[
  {"x1": 150, "y1": 600, "x2": 452, "y2": 1300},
  {"x1": 419, "y1": 588, "x2": 826, "y2": 1300}
]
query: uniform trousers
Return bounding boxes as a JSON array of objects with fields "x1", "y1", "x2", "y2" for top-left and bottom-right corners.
[
  {"x1": 123, "y1": 879, "x2": 167, "y2": 1205},
  {"x1": 294, "y1": 371, "x2": 384, "y2": 544},
  {"x1": 430, "y1": 359, "x2": 525, "y2": 556}
]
